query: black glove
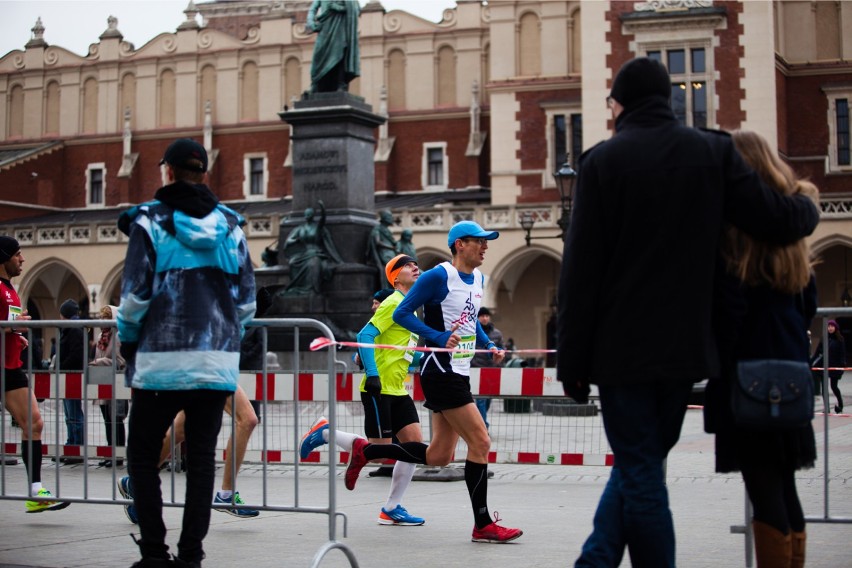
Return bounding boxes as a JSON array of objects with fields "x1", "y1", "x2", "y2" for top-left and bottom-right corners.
[
  {"x1": 561, "y1": 378, "x2": 591, "y2": 405},
  {"x1": 364, "y1": 375, "x2": 382, "y2": 397},
  {"x1": 120, "y1": 342, "x2": 138, "y2": 366}
]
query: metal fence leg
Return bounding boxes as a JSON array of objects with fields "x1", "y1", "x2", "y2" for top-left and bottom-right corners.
[{"x1": 730, "y1": 488, "x2": 753, "y2": 568}]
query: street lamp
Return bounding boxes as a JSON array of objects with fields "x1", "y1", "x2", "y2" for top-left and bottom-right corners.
[{"x1": 520, "y1": 159, "x2": 577, "y2": 246}]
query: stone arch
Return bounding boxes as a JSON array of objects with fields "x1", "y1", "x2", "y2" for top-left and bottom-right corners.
[
  {"x1": 485, "y1": 244, "x2": 561, "y2": 363},
  {"x1": 18, "y1": 257, "x2": 89, "y2": 350},
  {"x1": 810, "y1": 233, "x2": 852, "y2": 308}
]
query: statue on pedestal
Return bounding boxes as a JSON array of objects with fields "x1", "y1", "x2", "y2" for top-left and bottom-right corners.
[
  {"x1": 282, "y1": 201, "x2": 342, "y2": 295},
  {"x1": 306, "y1": 0, "x2": 360, "y2": 93},
  {"x1": 396, "y1": 228, "x2": 417, "y2": 260},
  {"x1": 366, "y1": 209, "x2": 397, "y2": 277}
]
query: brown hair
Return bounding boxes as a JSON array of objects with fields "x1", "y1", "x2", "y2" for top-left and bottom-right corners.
[{"x1": 724, "y1": 130, "x2": 819, "y2": 294}]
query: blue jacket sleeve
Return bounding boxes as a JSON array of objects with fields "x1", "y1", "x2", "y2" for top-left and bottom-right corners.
[
  {"x1": 117, "y1": 218, "x2": 155, "y2": 344},
  {"x1": 356, "y1": 322, "x2": 380, "y2": 377}
]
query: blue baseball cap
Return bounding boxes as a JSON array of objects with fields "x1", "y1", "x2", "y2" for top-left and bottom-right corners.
[{"x1": 447, "y1": 220, "x2": 499, "y2": 247}]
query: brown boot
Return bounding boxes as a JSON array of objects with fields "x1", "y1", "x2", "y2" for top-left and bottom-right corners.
[
  {"x1": 753, "y1": 520, "x2": 792, "y2": 568},
  {"x1": 790, "y1": 531, "x2": 806, "y2": 568}
]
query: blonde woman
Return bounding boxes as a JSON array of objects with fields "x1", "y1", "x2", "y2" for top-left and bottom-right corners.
[{"x1": 705, "y1": 130, "x2": 819, "y2": 567}]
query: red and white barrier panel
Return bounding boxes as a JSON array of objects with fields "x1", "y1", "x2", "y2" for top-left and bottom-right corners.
[
  {"x1": 257, "y1": 449, "x2": 614, "y2": 466},
  {"x1": 239, "y1": 367, "x2": 566, "y2": 402},
  {"x1": 3, "y1": 443, "x2": 126, "y2": 459},
  {"x1": 26, "y1": 368, "x2": 566, "y2": 402}
]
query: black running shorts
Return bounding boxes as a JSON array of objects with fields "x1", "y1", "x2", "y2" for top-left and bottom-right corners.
[
  {"x1": 3, "y1": 367, "x2": 30, "y2": 392},
  {"x1": 420, "y1": 371, "x2": 475, "y2": 412},
  {"x1": 360, "y1": 392, "x2": 420, "y2": 439}
]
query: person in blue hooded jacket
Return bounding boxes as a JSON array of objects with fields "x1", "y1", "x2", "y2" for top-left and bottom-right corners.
[{"x1": 116, "y1": 138, "x2": 255, "y2": 568}]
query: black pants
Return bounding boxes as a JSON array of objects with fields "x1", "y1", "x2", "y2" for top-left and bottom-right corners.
[
  {"x1": 128, "y1": 389, "x2": 228, "y2": 562},
  {"x1": 100, "y1": 402, "x2": 127, "y2": 447}
]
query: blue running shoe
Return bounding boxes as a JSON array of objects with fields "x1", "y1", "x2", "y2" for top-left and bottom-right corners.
[
  {"x1": 300, "y1": 417, "x2": 329, "y2": 460},
  {"x1": 117, "y1": 475, "x2": 138, "y2": 524},
  {"x1": 377, "y1": 504, "x2": 426, "y2": 526},
  {"x1": 213, "y1": 492, "x2": 259, "y2": 518}
]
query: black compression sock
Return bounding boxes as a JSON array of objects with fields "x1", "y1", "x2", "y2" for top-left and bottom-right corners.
[
  {"x1": 465, "y1": 460, "x2": 492, "y2": 528},
  {"x1": 21, "y1": 440, "x2": 42, "y2": 484}
]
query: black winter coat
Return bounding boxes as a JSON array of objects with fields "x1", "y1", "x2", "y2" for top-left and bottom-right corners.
[{"x1": 557, "y1": 96, "x2": 820, "y2": 388}]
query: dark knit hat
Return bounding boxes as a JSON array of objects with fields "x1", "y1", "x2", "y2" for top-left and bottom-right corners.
[
  {"x1": 610, "y1": 57, "x2": 671, "y2": 109},
  {"x1": 159, "y1": 138, "x2": 208, "y2": 173},
  {"x1": 59, "y1": 299, "x2": 79, "y2": 319},
  {"x1": 478, "y1": 307, "x2": 492, "y2": 317},
  {"x1": 373, "y1": 289, "x2": 394, "y2": 303},
  {"x1": 0, "y1": 236, "x2": 20, "y2": 263}
]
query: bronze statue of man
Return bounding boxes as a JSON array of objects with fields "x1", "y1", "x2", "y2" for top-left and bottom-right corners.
[
  {"x1": 367, "y1": 209, "x2": 397, "y2": 278},
  {"x1": 306, "y1": 0, "x2": 360, "y2": 93}
]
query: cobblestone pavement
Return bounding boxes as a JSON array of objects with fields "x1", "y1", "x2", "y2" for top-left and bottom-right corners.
[{"x1": 1, "y1": 381, "x2": 850, "y2": 568}]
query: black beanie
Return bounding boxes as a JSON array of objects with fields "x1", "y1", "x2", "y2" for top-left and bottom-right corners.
[
  {"x1": 0, "y1": 236, "x2": 20, "y2": 263},
  {"x1": 610, "y1": 57, "x2": 671, "y2": 109},
  {"x1": 59, "y1": 299, "x2": 79, "y2": 319}
]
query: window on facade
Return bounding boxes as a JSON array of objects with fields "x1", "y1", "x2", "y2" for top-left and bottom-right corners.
[
  {"x1": 552, "y1": 112, "x2": 583, "y2": 172},
  {"x1": 244, "y1": 155, "x2": 267, "y2": 198},
  {"x1": 249, "y1": 158, "x2": 265, "y2": 195},
  {"x1": 838, "y1": 98, "x2": 850, "y2": 166},
  {"x1": 428, "y1": 148, "x2": 443, "y2": 186},
  {"x1": 437, "y1": 46, "x2": 457, "y2": 107},
  {"x1": 518, "y1": 12, "x2": 542, "y2": 76},
  {"x1": 88, "y1": 167, "x2": 104, "y2": 206},
  {"x1": 648, "y1": 48, "x2": 707, "y2": 128},
  {"x1": 8, "y1": 85, "x2": 24, "y2": 138},
  {"x1": 422, "y1": 144, "x2": 447, "y2": 189}
]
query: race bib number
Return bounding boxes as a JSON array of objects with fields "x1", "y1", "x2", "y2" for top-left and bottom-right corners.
[
  {"x1": 7, "y1": 306, "x2": 22, "y2": 321},
  {"x1": 403, "y1": 334, "x2": 418, "y2": 363},
  {"x1": 453, "y1": 335, "x2": 475, "y2": 360}
]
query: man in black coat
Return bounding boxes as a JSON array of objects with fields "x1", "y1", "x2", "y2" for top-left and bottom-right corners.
[{"x1": 556, "y1": 57, "x2": 820, "y2": 568}]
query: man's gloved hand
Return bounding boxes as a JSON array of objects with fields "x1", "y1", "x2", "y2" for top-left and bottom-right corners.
[
  {"x1": 120, "y1": 342, "x2": 138, "y2": 366},
  {"x1": 561, "y1": 378, "x2": 591, "y2": 405},
  {"x1": 364, "y1": 375, "x2": 382, "y2": 397}
]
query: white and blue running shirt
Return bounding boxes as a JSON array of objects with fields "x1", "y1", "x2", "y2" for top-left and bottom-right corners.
[{"x1": 393, "y1": 261, "x2": 491, "y2": 376}]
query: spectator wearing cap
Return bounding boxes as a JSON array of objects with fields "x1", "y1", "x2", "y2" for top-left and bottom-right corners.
[
  {"x1": 57, "y1": 299, "x2": 86, "y2": 452},
  {"x1": 470, "y1": 306, "x2": 504, "y2": 430},
  {"x1": 335, "y1": 221, "x2": 523, "y2": 543},
  {"x1": 116, "y1": 137, "x2": 256, "y2": 566},
  {"x1": 556, "y1": 56, "x2": 820, "y2": 566},
  {"x1": 0, "y1": 237, "x2": 70, "y2": 513}
]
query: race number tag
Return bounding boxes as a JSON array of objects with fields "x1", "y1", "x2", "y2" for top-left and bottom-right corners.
[
  {"x1": 403, "y1": 334, "x2": 418, "y2": 363},
  {"x1": 453, "y1": 335, "x2": 475, "y2": 360},
  {"x1": 7, "y1": 306, "x2": 22, "y2": 321}
]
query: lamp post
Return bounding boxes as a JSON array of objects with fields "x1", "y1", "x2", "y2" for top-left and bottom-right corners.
[{"x1": 520, "y1": 160, "x2": 577, "y2": 246}]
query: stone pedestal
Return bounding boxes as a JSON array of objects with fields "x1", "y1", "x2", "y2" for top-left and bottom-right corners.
[{"x1": 263, "y1": 93, "x2": 387, "y2": 358}]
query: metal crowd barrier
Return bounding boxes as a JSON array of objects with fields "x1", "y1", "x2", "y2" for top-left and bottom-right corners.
[
  {"x1": 0, "y1": 317, "x2": 359, "y2": 568},
  {"x1": 730, "y1": 307, "x2": 852, "y2": 568}
]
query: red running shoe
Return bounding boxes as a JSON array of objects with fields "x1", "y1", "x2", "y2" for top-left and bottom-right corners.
[
  {"x1": 345, "y1": 438, "x2": 368, "y2": 491},
  {"x1": 471, "y1": 512, "x2": 523, "y2": 543}
]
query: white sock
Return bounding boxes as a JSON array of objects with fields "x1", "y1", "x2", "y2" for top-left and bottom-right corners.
[
  {"x1": 324, "y1": 429, "x2": 362, "y2": 452},
  {"x1": 384, "y1": 461, "x2": 416, "y2": 511},
  {"x1": 31, "y1": 482, "x2": 42, "y2": 493},
  {"x1": 218, "y1": 490, "x2": 232, "y2": 499}
]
